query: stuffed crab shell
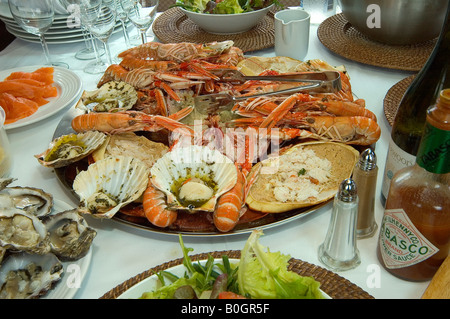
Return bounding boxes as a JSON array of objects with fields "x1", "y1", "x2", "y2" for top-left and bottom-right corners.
[
  {"x1": 150, "y1": 145, "x2": 237, "y2": 212},
  {"x1": 246, "y1": 141, "x2": 359, "y2": 213},
  {"x1": 73, "y1": 156, "x2": 150, "y2": 218}
]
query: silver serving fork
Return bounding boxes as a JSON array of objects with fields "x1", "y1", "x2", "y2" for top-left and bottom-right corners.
[{"x1": 194, "y1": 70, "x2": 342, "y2": 114}]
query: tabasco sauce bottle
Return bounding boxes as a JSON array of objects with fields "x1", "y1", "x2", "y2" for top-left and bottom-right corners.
[{"x1": 377, "y1": 89, "x2": 450, "y2": 281}]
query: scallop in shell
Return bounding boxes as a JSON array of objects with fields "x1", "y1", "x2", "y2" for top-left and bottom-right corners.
[
  {"x1": 0, "y1": 252, "x2": 63, "y2": 299},
  {"x1": 150, "y1": 145, "x2": 237, "y2": 212},
  {"x1": 35, "y1": 131, "x2": 107, "y2": 168},
  {"x1": 43, "y1": 209, "x2": 96, "y2": 261},
  {"x1": 73, "y1": 156, "x2": 150, "y2": 218},
  {"x1": 76, "y1": 81, "x2": 138, "y2": 112},
  {"x1": 0, "y1": 208, "x2": 50, "y2": 255}
]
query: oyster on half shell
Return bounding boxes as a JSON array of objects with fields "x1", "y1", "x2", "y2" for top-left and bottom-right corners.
[
  {"x1": 35, "y1": 131, "x2": 107, "y2": 168},
  {"x1": 73, "y1": 156, "x2": 151, "y2": 218},
  {"x1": 0, "y1": 208, "x2": 50, "y2": 255},
  {"x1": 150, "y1": 145, "x2": 237, "y2": 212},
  {"x1": 43, "y1": 209, "x2": 96, "y2": 261},
  {"x1": 0, "y1": 252, "x2": 63, "y2": 299},
  {"x1": 0, "y1": 186, "x2": 53, "y2": 218}
]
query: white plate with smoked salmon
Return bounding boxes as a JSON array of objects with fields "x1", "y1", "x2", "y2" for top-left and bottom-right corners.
[{"x1": 0, "y1": 65, "x2": 82, "y2": 130}]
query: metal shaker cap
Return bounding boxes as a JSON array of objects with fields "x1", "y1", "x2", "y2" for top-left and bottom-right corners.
[
  {"x1": 337, "y1": 178, "x2": 357, "y2": 202},
  {"x1": 357, "y1": 148, "x2": 377, "y2": 171}
]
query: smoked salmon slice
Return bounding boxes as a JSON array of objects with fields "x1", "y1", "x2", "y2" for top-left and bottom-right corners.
[{"x1": 0, "y1": 67, "x2": 57, "y2": 124}]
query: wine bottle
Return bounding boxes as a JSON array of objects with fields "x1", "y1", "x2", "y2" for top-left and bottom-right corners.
[
  {"x1": 377, "y1": 89, "x2": 450, "y2": 281},
  {"x1": 380, "y1": 5, "x2": 450, "y2": 205}
]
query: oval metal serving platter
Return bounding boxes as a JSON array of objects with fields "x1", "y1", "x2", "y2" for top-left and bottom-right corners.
[{"x1": 52, "y1": 106, "x2": 330, "y2": 237}]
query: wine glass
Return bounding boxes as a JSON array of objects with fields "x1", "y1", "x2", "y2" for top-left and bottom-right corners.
[
  {"x1": 115, "y1": 0, "x2": 131, "y2": 48},
  {"x1": 63, "y1": 0, "x2": 105, "y2": 60},
  {"x1": 8, "y1": 0, "x2": 68, "y2": 68},
  {"x1": 125, "y1": 0, "x2": 158, "y2": 44},
  {"x1": 80, "y1": 0, "x2": 117, "y2": 71}
]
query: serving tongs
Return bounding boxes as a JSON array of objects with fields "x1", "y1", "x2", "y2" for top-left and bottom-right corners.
[{"x1": 194, "y1": 70, "x2": 341, "y2": 114}]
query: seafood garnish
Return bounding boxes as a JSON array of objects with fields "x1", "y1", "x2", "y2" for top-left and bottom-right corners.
[
  {"x1": 35, "y1": 131, "x2": 107, "y2": 168},
  {"x1": 43, "y1": 209, "x2": 96, "y2": 261},
  {"x1": 0, "y1": 186, "x2": 53, "y2": 217},
  {"x1": 150, "y1": 145, "x2": 237, "y2": 212},
  {"x1": 0, "y1": 208, "x2": 50, "y2": 255},
  {"x1": 76, "y1": 81, "x2": 138, "y2": 112},
  {"x1": 73, "y1": 156, "x2": 151, "y2": 218},
  {"x1": 0, "y1": 252, "x2": 63, "y2": 299}
]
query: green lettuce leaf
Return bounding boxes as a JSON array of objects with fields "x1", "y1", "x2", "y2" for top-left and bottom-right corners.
[
  {"x1": 214, "y1": 0, "x2": 244, "y2": 14},
  {"x1": 238, "y1": 230, "x2": 324, "y2": 299}
]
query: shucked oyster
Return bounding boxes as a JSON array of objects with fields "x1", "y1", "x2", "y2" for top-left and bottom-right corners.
[
  {"x1": 151, "y1": 145, "x2": 237, "y2": 212},
  {"x1": 43, "y1": 209, "x2": 96, "y2": 261},
  {"x1": 0, "y1": 208, "x2": 50, "y2": 255},
  {"x1": 35, "y1": 131, "x2": 107, "y2": 168},
  {"x1": 73, "y1": 156, "x2": 150, "y2": 218},
  {"x1": 76, "y1": 81, "x2": 138, "y2": 112},
  {"x1": 0, "y1": 186, "x2": 53, "y2": 218},
  {"x1": 0, "y1": 252, "x2": 63, "y2": 299}
]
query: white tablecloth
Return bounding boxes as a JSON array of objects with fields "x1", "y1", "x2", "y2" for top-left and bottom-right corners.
[{"x1": 0, "y1": 21, "x2": 432, "y2": 300}]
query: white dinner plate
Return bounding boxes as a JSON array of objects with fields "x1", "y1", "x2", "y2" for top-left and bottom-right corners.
[
  {"x1": 1, "y1": 65, "x2": 82, "y2": 130},
  {"x1": 44, "y1": 199, "x2": 92, "y2": 299}
]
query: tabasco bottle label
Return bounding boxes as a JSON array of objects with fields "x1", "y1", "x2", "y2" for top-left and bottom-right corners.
[
  {"x1": 379, "y1": 209, "x2": 439, "y2": 269},
  {"x1": 416, "y1": 123, "x2": 450, "y2": 174}
]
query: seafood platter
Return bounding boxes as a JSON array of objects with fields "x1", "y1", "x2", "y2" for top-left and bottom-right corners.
[
  {"x1": 35, "y1": 40, "x2": 381, "y2": 236},
  {"x1": 0, "y1": 178, "x2": 96, "y2": 298}
]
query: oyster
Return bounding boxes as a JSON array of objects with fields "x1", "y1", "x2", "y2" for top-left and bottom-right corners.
[
  {"x1": 0, "y1": 186, "x2": 53, "y2": 218},
  {"x1": 35, "y1": 131, "x2": 107, "y2": 168},
  {"x1": 0, "y1": 208, "x2": 50, "y2": 255},
  {"x1": 150, "y1": 145, "x2": 237, "y2": 212},
  {"x1": 43, "y1": 209, "x2": 96, "y2": 261},
  {"x1": 73, "y1": 156, "x2": 151, "y2": 218},
  {"x1": 76, "y1": 81, "x2": 138, "y2": 112},
  {"x1": 91, "y1": 132, "x2": 168, "y2": 169},
  {"x1": 0, "y1": 252, "x2": 63, "y2": 299}
]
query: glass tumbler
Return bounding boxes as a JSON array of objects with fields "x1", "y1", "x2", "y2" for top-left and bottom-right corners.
[{"x1": 0, "y1": 107, "x2": 12, "y2": 178}]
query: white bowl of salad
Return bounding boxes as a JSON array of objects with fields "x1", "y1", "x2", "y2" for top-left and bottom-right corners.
[{"x1": 176, "y1": 0, "x2": 277, "y2": 34}]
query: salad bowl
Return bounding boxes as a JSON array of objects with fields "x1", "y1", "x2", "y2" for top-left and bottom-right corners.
[{"x1": 179, "y1": 3, "x2": 275, "y2": 34}]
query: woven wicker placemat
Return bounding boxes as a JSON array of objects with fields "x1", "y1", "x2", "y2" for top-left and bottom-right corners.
[
  {"x1": 317, "y1": 14, "x2": 435, "y2": 72},
  {"x1": 152, "y1": 8, "x2": 275, "y2": 53},
  {"x1": 100, "y1": 250, "x2": 374, "y2": 299},
  {"x1": 383, "y1": 75, "x2": 415, "y2": 126}
]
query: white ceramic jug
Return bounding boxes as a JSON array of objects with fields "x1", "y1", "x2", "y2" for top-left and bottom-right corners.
[{"x1": 274, "y1": 9, "x2": 310, "y2": 61}]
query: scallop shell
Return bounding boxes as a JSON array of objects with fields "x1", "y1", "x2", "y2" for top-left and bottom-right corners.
[
  {"x1": 43, "y1": 209, "x2": 96, "y2": 261},
  {"x1": 150, "y1": 145, "x2": 238, "y2": 212},
  {"x1": 0, "y1": 252, "x2": 63, "y2": 299},
  {"x1": 73, "y1": 156, "x2": 151, "y2": 218},
  {"x1": 76, "y1": 81, "x2": 138, "y2": 112},
  {"x1": 35, "y1": 131, "x2": 107, "y2": 168},
  {"x1": 0, "y1": 208, "x2": 50, "y2": 255}
]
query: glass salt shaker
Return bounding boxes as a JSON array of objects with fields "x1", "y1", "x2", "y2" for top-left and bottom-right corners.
[{"x1": 318, "y1": 178, "x2": 361, "y2": 271}]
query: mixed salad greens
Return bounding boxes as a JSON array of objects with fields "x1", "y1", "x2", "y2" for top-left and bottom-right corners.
[
  {"x1": 175, "y1": 0, "x2": 280, "y2": 15},
  {"x1": 139, "y1": 230, "x2": 324, "y2": 299}
]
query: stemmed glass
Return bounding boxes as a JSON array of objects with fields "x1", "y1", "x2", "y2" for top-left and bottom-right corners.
[
  {"x1": 115, "y1": 0, "x2": 131, "y2": 48},
  {"x1": 8, "y1": 0, "x2": 68, "y2": 68},
  {"x1": 62, "y1": 0, "x2": 105, "y2": 60},
  {"x1": 80, "y1": 0, "x2": 117, "y2": 72},
  {"x1": 125, "y1": 0, "x2": 159, "y2": 44}
]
